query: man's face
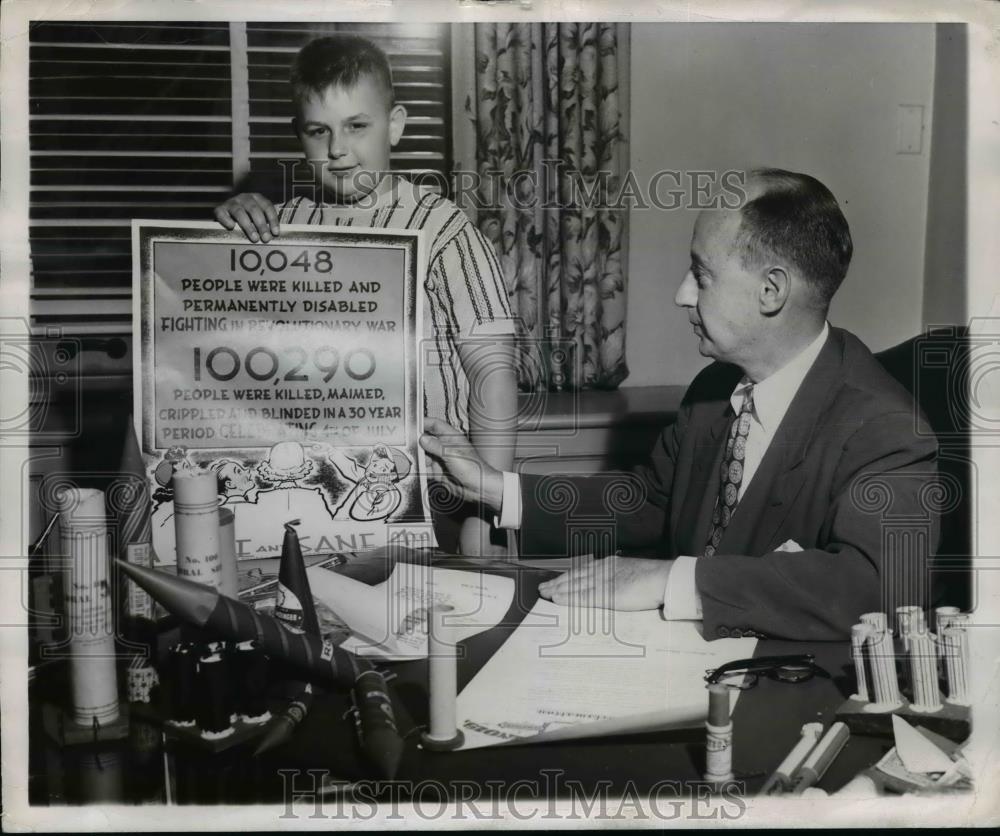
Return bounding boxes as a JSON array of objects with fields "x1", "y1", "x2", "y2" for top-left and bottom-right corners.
[
  {"x1": 226, "y1": 463, "x2": 254, "y2": 496},
  {"x1": 674, "y1": 210, "x2": 763, "y2": 366},
  {"x1": 295, "y1": 77, "x2": 405, "y2": 203}
]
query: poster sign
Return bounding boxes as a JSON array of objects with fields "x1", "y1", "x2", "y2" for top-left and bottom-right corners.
[{"x1": 132, "y1": 221, "x2": 435, "y2": 562}]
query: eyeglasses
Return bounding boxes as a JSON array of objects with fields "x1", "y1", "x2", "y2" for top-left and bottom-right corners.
[{"x1": 704, "y1": 654, "x2": 831, "y2": 690}]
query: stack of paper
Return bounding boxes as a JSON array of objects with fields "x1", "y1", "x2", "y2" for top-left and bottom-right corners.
[
  {"x1": 873, "y1": 715, "x2": 970, "y2": 791},
  {"x1": 307, "y1": 559, "x2": 759, "y2": 749},
  {"x1": 306, "y1": 559, "x2": 515, "y2": 660},
  {"x1": 454, "y1": 599, "x2": 757, "y2": 749}
]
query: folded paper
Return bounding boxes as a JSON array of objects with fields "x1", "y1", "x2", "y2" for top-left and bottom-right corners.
[
  {"x1": 454, "y1": 599, "x2": 756, "y2": 749},
  {"x1": 306, "y1": 560, "x2": 515, "y2": 660}
]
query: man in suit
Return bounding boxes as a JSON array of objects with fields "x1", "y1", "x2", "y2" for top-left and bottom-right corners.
[{"x1": 421, "y1": 168, "x2": 939, "y2": 641}]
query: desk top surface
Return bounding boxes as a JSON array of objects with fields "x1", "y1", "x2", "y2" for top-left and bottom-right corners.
[
  {"x1": 282, "y1": 554, "x2": 882, "y2": 793},
  {"x1": 30, "y1": 552, "x2": 888, "y2": 805}
]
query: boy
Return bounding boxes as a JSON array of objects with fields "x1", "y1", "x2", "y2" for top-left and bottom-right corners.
[{"x1": 215, "y1": 35, "x2": 516, "y2": 556}]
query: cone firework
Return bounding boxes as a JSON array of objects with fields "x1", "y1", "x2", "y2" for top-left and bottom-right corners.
[
  {"x1": 117, "y1": 560, "x2": 360, "y2": 688},
  {"x1": 118, "y1": 559, "x2": 408, "y2": 777},
  {"x1": 256, "y1": 519, "x2": 320, "y2": 755},
  {"x1": 252, "y1": 683, "x2": 313, "y2": 757},
  {"x1": 274, "y1": 519, "x2": 320, "y2": 636},
  {"x1": 351, "y1": 660, "x2": 405, "y2": 780}
]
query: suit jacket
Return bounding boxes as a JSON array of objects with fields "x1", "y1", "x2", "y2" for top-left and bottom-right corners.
[{"x1": 520, "y1": 327, "x2": 940, "y2": 640}]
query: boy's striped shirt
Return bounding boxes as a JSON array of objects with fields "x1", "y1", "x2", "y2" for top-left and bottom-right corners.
[{"x1": 278, "y1": 177, "x2": 514, "y2": 432}]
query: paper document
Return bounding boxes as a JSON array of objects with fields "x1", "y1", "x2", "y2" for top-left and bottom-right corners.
[
  {"x1": 891, "y1": 715, "x2": 954, "y2": 774},
  {"x1": 455, "y1": 599, "x2": 757, "y2": 749},
  {"x1": 306, "y1": 559, "x2": 515, "y2": 660}
]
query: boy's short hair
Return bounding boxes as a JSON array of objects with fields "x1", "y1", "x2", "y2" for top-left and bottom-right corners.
[{"x1": 290, "y1": 34, "x2": 395, "y2": 108}]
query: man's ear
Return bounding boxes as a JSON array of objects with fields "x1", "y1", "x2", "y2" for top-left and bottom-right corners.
[
  {"x1": 388, "y1": 104, "x2": 407, "y2": 146},
  {"x1": 759, "y1": 266, "x2": 790, "y2": 315},
  {"x1": 291, "y1": 116, "x2": 300, "y2": 138}
]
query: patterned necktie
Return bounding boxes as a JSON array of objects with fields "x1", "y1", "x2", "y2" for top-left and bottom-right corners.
[{"x1": 704, "y1": 385, "x2": 755, "y2": 557}]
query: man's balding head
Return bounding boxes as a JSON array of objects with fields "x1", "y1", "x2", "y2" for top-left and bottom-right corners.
[
  {"x1": 676, "y1": 168, "x2": 852, "y2": 380},
  {"x1": 734, "y1": 169, "x2": 853, "y2": 312}
]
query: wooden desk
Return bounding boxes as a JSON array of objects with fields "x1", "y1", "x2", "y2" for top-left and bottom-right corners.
[
  {"x1": 272, "y1": 554, "x2": 884, "y2": 794},
  {"x1": 30, "y1": 551, "x2": 888, "y2": 806}
]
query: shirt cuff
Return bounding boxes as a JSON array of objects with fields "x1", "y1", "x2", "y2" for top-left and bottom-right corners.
[
  {"x1": 493, "y1": 470, "x2": 523, "y2": 529},
  {"x1": 663, "y1": 555, "x2": 703, "y2": 620}
]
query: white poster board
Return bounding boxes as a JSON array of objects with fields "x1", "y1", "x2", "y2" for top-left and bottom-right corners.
[{"x1": 132, "y1": 221, "x2": 435, "y2": 562}]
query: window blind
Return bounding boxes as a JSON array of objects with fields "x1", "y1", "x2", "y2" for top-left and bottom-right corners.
[
  {"x1": 28, "y1": 21, "x2": 453, "y2": 338},
  {"x1": 28, "y1": 22, "x2": 234, "y2": 335}
]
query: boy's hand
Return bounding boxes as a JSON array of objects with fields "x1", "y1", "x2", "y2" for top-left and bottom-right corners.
[
  {"x1": 419, "y1": 418, "x2": 504, "y2": 511},
  {"x1": 214, "y1": 193, "x2": 280, "y2": 243}
]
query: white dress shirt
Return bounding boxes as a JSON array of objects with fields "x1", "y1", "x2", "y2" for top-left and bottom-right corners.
[
  {"x1": 496, "y1": 322, "x2": 830, "y2": 620},
  {"x1": 664, "y1": 322, "x2": 829, "y2": 619}
]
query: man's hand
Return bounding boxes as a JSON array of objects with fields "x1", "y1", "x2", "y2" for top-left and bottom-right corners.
[
  {"x1": 214, "y1": 193, "x2": 280, "y2": 243},
  {"x1": 537, "y1": 555, "x2": 672, "y2": 612},
  {"x1": 419, "y1": 418, "x2": 504, "y2": 511}
]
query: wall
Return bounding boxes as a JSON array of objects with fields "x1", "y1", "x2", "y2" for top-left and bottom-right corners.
[
  {"x1": 922, "y1": 24, "x2": 967, "y2": 329},
  {"x1": 624, "y1": 23, "x2": 937, "y2": 387}
]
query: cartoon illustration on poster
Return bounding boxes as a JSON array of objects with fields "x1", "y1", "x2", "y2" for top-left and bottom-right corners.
[{"x1": 133, "y1": 221, "x2": 435, "y2": 561}]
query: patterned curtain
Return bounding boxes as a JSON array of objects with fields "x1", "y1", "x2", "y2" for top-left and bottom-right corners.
[{"x1": 471, "y1": 22, "x2": 629, "y2": 390}]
